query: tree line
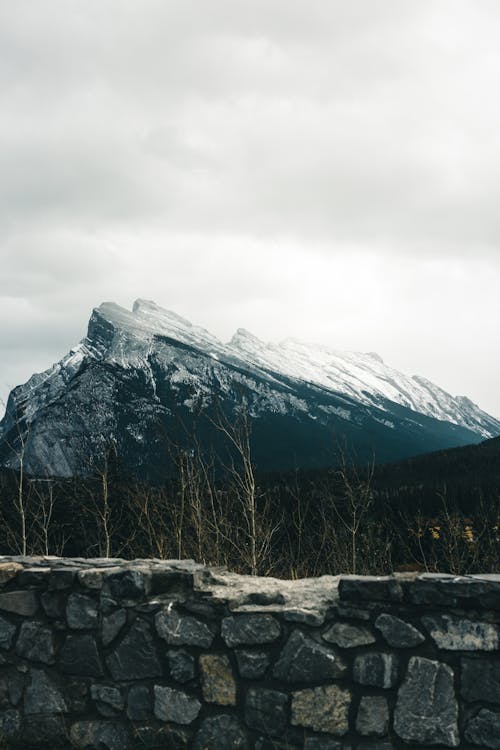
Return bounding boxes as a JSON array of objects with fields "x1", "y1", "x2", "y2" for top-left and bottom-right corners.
[{"x1": 1, "y1": 407, "x2": 499, "y2": 576}]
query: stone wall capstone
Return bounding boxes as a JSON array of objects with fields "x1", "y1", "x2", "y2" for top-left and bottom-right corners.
[{"x1": 0, "y1": 557, "x2": 499, "y2": 749}]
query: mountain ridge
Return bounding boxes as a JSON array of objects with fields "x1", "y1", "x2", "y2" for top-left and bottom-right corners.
[{"x1": 0, "y1": 299, "x2": 498, "y2": 479}]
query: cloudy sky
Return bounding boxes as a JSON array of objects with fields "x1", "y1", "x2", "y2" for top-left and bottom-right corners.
[{"x1": 1, "y1": 1, "x2": 500, "y2": 417}]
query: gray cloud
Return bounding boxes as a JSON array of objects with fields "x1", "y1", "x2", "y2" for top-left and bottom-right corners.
[{"x1": 1, "y1": 1, "x2": 500, "y2": 417}]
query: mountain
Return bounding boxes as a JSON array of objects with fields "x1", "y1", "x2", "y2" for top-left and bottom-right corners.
[{"x1": 0, "y1": 299, "x2": 499, "y2": 480}]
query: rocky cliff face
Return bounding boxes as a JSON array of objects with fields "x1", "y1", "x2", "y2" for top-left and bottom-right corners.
[{"x1": 1, "y1": 299, "x2": 498, "y2": 479}]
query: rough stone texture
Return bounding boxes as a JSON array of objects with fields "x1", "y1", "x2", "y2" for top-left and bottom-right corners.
[
  {"x1": 67, "y1": 592, "x2": 99, "y2": 629},
  {"x1": 245, "y1": 688, "x2": 288, "y2": 736},
  {"x1": 60, "y1": 633, "x2": 104, "y2": 676},
  {"x1": 394, "y1": 656, "x2": 459, "y2": 747},
  {"x1": 15, "y1": 621, "x2": 55, "y2": 664},
  {"x1": 41, "y1": 590, "x2": 66, "y2": 619},
  {"x1": 154, "y1": 685, "x2": 201, "y2": 724},
  {"x1": 356, "y1": 695, "x2": 389, "y2": 736},
  {"x1": 0, "y1": 709, "x2": 21, "y2": 738},
  {"x1": 339, "y1": 575, "x2": 404, "y2": 603},
  {"x1": 353, "y1": 652, "x2": 398, "y2": 688},
  {"x1": 108, "y1": 568, "x2": 151, "y2": 598},
  {"x1": 156, "y1": 608, "x2": 216, "y2": 647},
  {"x1": 274, "y1": 630, "x2": 347, "y2": 682},
  {"x1": 462, "y1": 656, "x2": 500, "y2": 703},
  {"x1": 222, "y1": 614, "x2": 281, "y2": 646},
  {"x1": 24, "y1": 668, "x2": 67, "y2": 715},
  {"x1": 0, "y1": 562, "x2": 23, "y2": 584},
  {"x1": 168, "y1": 648, "x2": 196, "y2": 683},
  {"x1": 303, "y1": 740, "x2": 347, "y2": 750},
  {"x1": 200, "y1": 653, "x2": 236, "y2": 705},
  {"x1": 127, "y1": 685, "x2": 151, "y2": 720},
  {"x1": 194, "y1": 714, "x2": 249, "y2": 749},
  {"x1": 465, "y1": 708, "x2": 500, "y2": 749},
  {"x1": 422, "y1": 613, "x2": 500, "y2": 650},
  {"x1": 0, "y1": 590, "x2": 38, "y2": 615},
  {"x1": 235, "y1": 650, "x2": 270, "y2": 679},
  {"x1": 2, "y1": 557, "x2": 500, "y2": 749},
  {"x1": 91, "y1": 684, "x2": 124, "y2": 716},
  {"x1": 70, "y1": 720, "x2": 130, "y2": 750},
  {"x1": 322, "y1": 622, "x2": 376, "y2": 648},
  {"x1": 291, "y1": 684, "x2": 351, "y2": 735},
  {"x1": 0, "y1": 614, "x2": 16, "y2": 650},
  {"x1": 375, "y1": 613, "x2": 425, "y2": 648},
  {"x1": 22, "y1": 716, "x2": 66, "y2": 745},
  {"x1": 106, "y1": 619, "x2": 161, "y2": 680},
  {"x1": 101, "y1": 608, "x2": 127, "y2": 646}
]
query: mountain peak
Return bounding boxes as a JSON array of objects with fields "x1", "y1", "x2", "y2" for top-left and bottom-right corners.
[{"x1": 230, "y1": 328, "x2": 263, "y2": 347}]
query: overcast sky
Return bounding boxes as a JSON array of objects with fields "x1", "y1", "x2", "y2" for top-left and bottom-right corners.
[{"x1": 1, "y1": 1, "x2": 500, "y2": 418}]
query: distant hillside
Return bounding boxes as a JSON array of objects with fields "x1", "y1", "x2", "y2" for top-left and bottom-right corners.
[{"x1": 372, "y1": 435, "x2": 500, "y2": 514}]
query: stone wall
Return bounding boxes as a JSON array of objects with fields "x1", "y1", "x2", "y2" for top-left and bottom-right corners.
[{"x1": 0, "y1": 557, "x2": 499, "y2": 749}]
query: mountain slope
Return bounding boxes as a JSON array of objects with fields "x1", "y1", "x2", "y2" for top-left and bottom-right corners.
[{"x1": 0, "y1": 299, "x2": 498, "y2": 479}]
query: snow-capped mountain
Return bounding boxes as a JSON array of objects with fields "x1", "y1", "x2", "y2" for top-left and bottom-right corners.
[{"x1": 1, "y1": 299, "x2": 498, "y2": 479}]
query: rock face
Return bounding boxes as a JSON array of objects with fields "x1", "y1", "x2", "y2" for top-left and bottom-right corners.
[
  {"x1": 0, "y1": 557, "x2": 499, "y2": 749},
  {"x1": 394, "y1": 657, "x2": 459, "y2": 747},
  {"x1": 2, "y1": 299, "x2": 497, "y2": 481}
]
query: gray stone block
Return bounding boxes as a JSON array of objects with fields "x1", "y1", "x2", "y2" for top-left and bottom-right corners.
[
  {"x1": 356, "y1": 695, "x2": 389, "y2": 736},
  {"x1": 245, "y1": 687, "x2": 288, "y2": 736},
  {"x1": 375, "y1": 613, "x2": 425, "y2": 648},
  {"x1": 156, "y1": 608, "x2": 216, "y2": 647},
  {"x1": 194, "y1": 714, "x2": 249, "y2": 749},
  {"x1": 106, "y1": 618, "x2": 161, "y2": 680},
  {"x1": 154, "y1": 685, "x2": 201, "y2": 724},
  {"x1": 353, "y1": 652, "x2": 398, "y2": 688},
  {"x1": 422, "y1": 614, "x2": 500, "y2": 650},
  {"x1": 60, "y1": 633, "x2": 104, "y2": 676},
  {"x1": 273, "y1": 630, "x2": 347, "y2": 683},
  {"x1": 168, "y1": 648, "x2": 196, "y2": 683},
  {"x1": 0, "y1": 614, "x2": 16, "y2": 650},
  {"x1": 101, "y1": 608, "x2": 127, "y2": 646},
  {"x1": 70, "y1": 719, "x2": 130, "y2": 750},
  {"x1": 465, "y1": 708, "x2": 500, "y2": 748},
  {"x1": 90, "y1": 684, "x2": 124, "y2": 716},
  {"x1": 107, "y1": 568, "x2": 151, "y2": 599},
  {"x1": 462, "y1": 656, "x2": 500, "y2": 703},
  {"x1": 394, "y1": 656, "x2": 459, "y2": 747},
  {"x1": 235, "y1": 649, "x2": 270, "y2": 678},
  {"x1": 127, "y1": 684, "x2": 151, "y2": 720},
  {"x1": 24, "y1": 669, "x2": 67, "y2": 715},
  {"x1": 0, "y1": 590, "x2": 38, "y2": 616},
  {"x1": 67, "y1": 592, "x2": 99, "y2": 629},
  {"x1": 16, "y1": 621, "x2": 55, "y2": 664},
  {"x1": 0, "y1": 709, "x2": 20, "y2": 739},
  {"x1": 322, "y1": 622, "x2": 376, "y2": 648},
  {"x1": 221, "y1": 614, "x2": 281, "y2": 647}
]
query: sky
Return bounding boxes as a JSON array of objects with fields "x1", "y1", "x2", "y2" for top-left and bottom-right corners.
[{"x1": 1, "y1": 0, "x2": 500, "y2": 417}]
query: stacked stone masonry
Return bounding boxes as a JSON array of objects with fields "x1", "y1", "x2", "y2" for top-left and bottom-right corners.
[{"x1": 0, "y1": 558, "x2": 500, "y2": 748}]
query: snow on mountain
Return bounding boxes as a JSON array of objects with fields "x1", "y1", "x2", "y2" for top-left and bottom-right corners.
[{"x1": 1, "y1": 299, "x2": 499, "y2": 479}]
